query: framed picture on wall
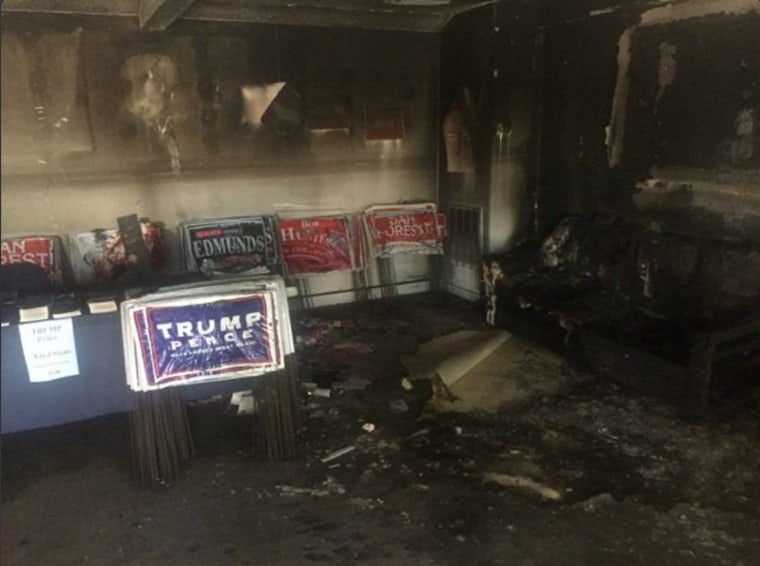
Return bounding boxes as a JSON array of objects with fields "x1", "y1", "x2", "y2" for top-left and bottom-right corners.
[{"x1": 364, "y1": 107, "x2": 405, "y2": 141}]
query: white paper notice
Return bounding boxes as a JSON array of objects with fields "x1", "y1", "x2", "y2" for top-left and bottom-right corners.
[{"x1": 18, "y1": 319, "x2": 80, "y2": 382}]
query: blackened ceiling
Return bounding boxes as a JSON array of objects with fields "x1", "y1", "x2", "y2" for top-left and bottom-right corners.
[{"x1": 0, "y1": 0, "x2": 498, "y2": 32}]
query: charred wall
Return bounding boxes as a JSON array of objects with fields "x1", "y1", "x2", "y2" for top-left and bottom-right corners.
[
  {"x1": 441, "y1": 1, "x2": 543, "y2": 253},
  {"x1": 438, "y1": 2, "x2": 543, "y2": 301},
  {"x1": 0, "y1": 19, "x2": 439, "y2": 306},
  {"x1": 538, "y1": 11, "x2": 636, "y2": 227},
  {"x1": 534, "y1": 1, "x2": 760, "y2": 322}
]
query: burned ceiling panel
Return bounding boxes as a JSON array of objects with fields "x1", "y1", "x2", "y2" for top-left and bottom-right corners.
[
  {"x1": 139, "y1": 0, "x2": 198, "y2": 30},
  {"x1": 1, "y1": 0, "x2": 495, "y2": 31}
]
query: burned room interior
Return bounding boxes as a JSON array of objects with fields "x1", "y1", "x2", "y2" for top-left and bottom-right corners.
[{"x1": 1, "y1": 0, "x2": 759, "y2": 564}]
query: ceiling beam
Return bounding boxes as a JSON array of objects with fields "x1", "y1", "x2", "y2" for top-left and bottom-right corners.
[
  {"x1": 139, "y1": 0, "x2": 197, "y2": 30},
  {"x1": 1, "y1": 0, "x2": 137, "y2": 17},
  {"x1": 182, "y1": 3, "x2": 448, "y2": 32}
]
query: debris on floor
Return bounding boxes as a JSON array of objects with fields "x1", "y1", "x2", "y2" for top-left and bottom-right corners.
[
  {"x1": 432, "y1": 336, "x2": 570, "y2": 413},
  {"x1": 401, "y1": 330, "x2": 511, "y2": 388},
  {"x1": 388, "y1": 399, "x2": 409, "y2": 414},
  {"x1": 3, "y1": 295, "x2": 760, "y2": 566},
  {"x1": 333, "y1": 341, "x2": 374, "y2": 354},
  {"x1": 333, "y1": 375, "x2": 371, "y2": 392},
  {"x1": 277, "y1": 476, "x2": 347, "y2": 498},
  {"x1": 311, "y1": 388, "x2": 332, "y2": 399},
  {"x1": 320, "y1": 445, "x2": 356, "y2": 463},
  {"x1": 578, "y1": 492, "x2": 617, "y2": 511},
  {"x1": 399, "y1": 328, "x2": 569, "y2": 413},
  {"x1": 229, "y1": 390, "x2": 255, "y2": 415},
  {"x1": 482, "y1": 472, "x2": 563, "y2": 501}
]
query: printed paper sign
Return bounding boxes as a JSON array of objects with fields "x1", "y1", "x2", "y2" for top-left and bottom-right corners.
[
  {"x1": 364, "y1": 204, "x2": 445, "y2": 257},
  {"x1": 19, "y1": 319, "x2": 80, "y2": 382},
  {"x1": 278, "y1": 215, "x2": 364, "y2": 276}
]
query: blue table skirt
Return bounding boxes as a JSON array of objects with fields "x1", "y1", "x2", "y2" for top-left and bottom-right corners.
[{"x1": 1, "y1": 313, "x2": 260, "y2": 434}]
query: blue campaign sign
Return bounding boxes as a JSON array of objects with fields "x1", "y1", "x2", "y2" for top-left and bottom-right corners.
[{"x1": 137, "y1": 294, "x2": 278, "y2": 385}]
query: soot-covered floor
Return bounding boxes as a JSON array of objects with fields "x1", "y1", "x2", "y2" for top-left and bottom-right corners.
[{"x1": 2, "y1": 294, "x2": 759, "y2": 565}]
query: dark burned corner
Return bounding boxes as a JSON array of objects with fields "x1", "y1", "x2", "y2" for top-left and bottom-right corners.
[{"x1": 480, "y1": 0, "x2": 760, "y2": 417}]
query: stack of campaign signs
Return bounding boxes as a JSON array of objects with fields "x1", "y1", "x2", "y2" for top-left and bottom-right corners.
[{"x1": 121, "y1": 276, "x2": 293, "y2": 392}]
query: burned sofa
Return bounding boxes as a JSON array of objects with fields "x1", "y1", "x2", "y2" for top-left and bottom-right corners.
[{"x1": 483, "y1": 215, "x2": 760, "y2": 416}]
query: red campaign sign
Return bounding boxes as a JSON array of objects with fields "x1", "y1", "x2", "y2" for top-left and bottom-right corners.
[
  {"x1": 278, "y1": 216, "x2": 364, "y2": 277},
  {"x1": 1, "y1": 237, "x2": 61, "y2": 283},
  {"x1": 370, "y1": 212, "x2": 438, "y2": 243},
  {"x1": 364, "y1": 205, "x2": 445, "y2": 257}
]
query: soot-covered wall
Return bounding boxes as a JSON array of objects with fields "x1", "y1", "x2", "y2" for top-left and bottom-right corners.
[
  {"x1": 536, "y1": 0, "x2": 760, "y2": 321},
  {"x1": 1, "y1": 20, "x2": 439, "y2": 306},
  {"x1": 439, "y1": 2, "x2": 542, "y2": 247}
]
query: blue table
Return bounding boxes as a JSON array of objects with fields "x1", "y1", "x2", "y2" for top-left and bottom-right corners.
[{"x1": 1, "y1": 313, "x2": 257, "y2": 434}]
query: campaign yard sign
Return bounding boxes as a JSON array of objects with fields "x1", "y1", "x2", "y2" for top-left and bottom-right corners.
[
  {"x1": 278, "y1": 215, "x2": 365, "y2": 277},
  {"x1": 363, "y1": 204, "x2": 446, "y2": 258},
  {"x1": 1, "y1": 236, "x2": 64, "y2": 284},
  {"x1": 123, "y1": 288, "x2": 284, "y2": 391},
  {"x1": 181, "y1": 216, "x2": 279, "y2": 274},
  {"x1": 69, "y1": 221, "x2": 165, "y2": 284}
]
